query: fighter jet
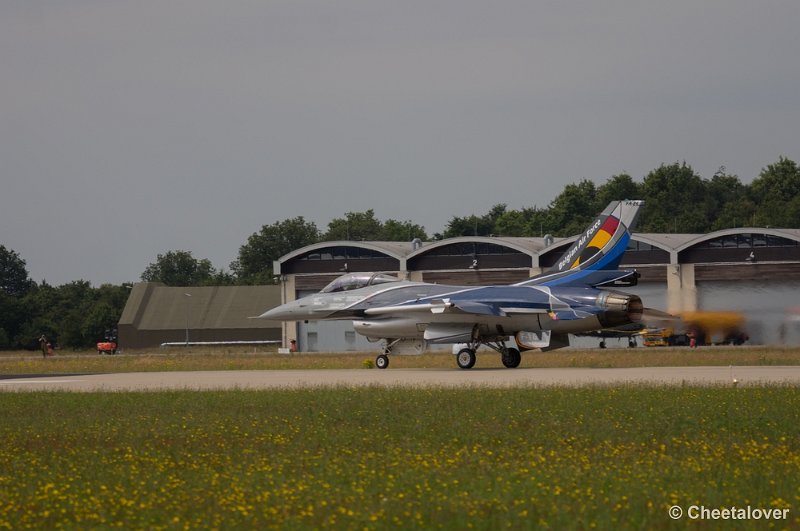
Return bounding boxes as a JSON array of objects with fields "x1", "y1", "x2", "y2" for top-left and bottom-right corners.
[{"x1": 259, "y1": 200, "x2": 646, "y2": 369}]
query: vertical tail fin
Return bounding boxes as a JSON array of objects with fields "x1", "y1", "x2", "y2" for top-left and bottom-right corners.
[
  {"x1": 550, "y1": 200, "x2": 643, "y2": 274},
  {"x1": 517, "y1": 200, "x2": 644, "y2": 287}
]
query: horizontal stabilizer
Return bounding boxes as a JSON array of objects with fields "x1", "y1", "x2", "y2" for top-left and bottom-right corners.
[
  {"x1": 642, "y1": 308, "x2": 681, "y2": 321},
  {"x1": 585, "y1": 270, "x2": 639, "y2": 288},
  {"x1": 520, "y1": 269, "x2": 640, "y2": 289}
]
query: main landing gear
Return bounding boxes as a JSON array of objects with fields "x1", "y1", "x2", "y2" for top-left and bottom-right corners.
[
  {"x1": 456, "y1": 340, "x2": 521, "y2": 370},
  {"x1": 456, "y1": 347, "x2": 477, "y2": 369},
  {"x1": 373, "y1": 338, "x2": 522, "y2": 370}
]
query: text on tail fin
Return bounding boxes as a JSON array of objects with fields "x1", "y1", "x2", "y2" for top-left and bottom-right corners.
[{"x1": 552, "y1": 200, "x2": 643, "y2": 273}]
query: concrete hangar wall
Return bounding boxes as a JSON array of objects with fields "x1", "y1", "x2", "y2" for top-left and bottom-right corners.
[
  {"x1": 274, "y1": 229, "x2": 800, "y2": 351},
  {"x1": 118, "y1": 283, "x2": 282, "y2": 349}
]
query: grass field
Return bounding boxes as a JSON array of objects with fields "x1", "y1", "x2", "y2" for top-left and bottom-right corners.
[
  {"x1": 2, "y1": 347, "x2": 798, "y2": 528},
  {"x1": 1, "y1": 345, "x2": 800, "y2": 374},
  {"x1": 1, "y1": 386, "x2": 798, "y2": 529}
]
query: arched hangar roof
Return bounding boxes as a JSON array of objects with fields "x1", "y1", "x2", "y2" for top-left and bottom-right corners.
[
  {"x1": 632, "y1": 233, "x2": 697, "y2": 253},
  {"x1": 278, "y1": 240, "x2": 413, "y2": 263},
  {"x1": 275, "y1": 241, "x2": 414, "y2": 275},
  {"x1": 406, "y1": 236, "x2": 572, "y2": 271},
  {"x1": 406, "y1": 236, "x2": 562, "y2": 260},
  {"x1": 674, "y1": 228, "x2": 800, "y2": 265},
  {"x1": 275, "y1": 228, "x2": 800, "y2": 275},
  {"x1": 674, "y1": 228, "x2": 800, "y2": 253}
]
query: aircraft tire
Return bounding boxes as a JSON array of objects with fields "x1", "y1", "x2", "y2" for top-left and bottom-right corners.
[
  {"x1": 375, "y1": 354, "x2": 389, "y2": 369},
  {"x1": 456, "y1": 348, "x2": 477, "y2": 369},
  {"x1": 502, "y1": 347, "x2": 521, "y2": 368}
]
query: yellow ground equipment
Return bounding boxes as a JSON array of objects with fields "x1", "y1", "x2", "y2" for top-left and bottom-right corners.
[{"x1": 643, "y1": 311, "x2": 748, "y2": 347}]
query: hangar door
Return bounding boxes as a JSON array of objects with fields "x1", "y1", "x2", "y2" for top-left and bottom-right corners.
[
  {"x1": 294, "y1": 289, "x2": 376, "y2": 352},
  {"x1": 298, "y1": 320, "x2": 376, "y2": 352}
]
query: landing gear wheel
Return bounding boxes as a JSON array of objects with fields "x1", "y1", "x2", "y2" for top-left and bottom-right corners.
[
  {"x1": 456, "y1": 348, "x2": 477, "y2": 369},
  {"x1": 501, "y1": 347, "x2": 521, "y2": 368},
  {"x1": 375, "y1": 354, "x2": 389, "y2": 369}
]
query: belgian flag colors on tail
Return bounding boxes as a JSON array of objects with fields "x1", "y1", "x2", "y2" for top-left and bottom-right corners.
[{"x1": 517, "y1": 200, "x2": 644, "y2": 288}]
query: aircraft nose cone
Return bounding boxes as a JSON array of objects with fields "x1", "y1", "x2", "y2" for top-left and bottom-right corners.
[
  {"x1": 259, "y1": 308, "x2": 277, "y2": 319},
  {"x1": 257, "y1": 295, "x2": 340, "y2": 321},
  {"x1": 258, "y1": 305, "x2": 295, "y2": 320}
]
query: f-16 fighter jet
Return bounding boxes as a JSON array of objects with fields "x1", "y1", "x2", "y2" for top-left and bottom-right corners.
[{"x1": 260, "y1": 200, "x2": 646, "y2": 369}]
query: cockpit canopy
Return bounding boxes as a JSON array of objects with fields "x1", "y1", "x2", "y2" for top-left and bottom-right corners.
[{"x1": 320, "y1": 272, "x2": 400, "y2": 293}]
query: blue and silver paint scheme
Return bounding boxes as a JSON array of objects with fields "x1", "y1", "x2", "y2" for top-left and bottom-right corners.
[{"x1": 259, "y1": 200, "x2": 647, "y2": 368}]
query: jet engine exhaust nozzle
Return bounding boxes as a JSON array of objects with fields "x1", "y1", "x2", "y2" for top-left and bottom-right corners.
[{"x1": 597, "y1": 292, "x2": 644, "y2": 327}]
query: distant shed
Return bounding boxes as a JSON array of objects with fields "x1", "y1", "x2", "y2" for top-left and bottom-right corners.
[{"x1": 118, "y1": 283, "x2": 282, "y2": 349}]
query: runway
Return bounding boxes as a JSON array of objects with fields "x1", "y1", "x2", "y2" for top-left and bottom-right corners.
[{"x1": 2, "y1": 366, "x2": 800, "y2": 391}]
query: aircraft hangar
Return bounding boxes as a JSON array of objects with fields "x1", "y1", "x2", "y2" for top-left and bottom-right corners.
[
  {"x1": 273, "y1": 228, "x2": 800, "y2": 351},
  {"x1": 118, "y1": 283, "x2": 283, "y2": 349}
]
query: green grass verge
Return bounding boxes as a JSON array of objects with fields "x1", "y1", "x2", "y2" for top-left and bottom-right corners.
[
  {"x1": 1, "y1": 386, "x2": 798, "y2": 529},
  {"x1": 2, "y1": 345, "x2": 800, "y2": 374}
]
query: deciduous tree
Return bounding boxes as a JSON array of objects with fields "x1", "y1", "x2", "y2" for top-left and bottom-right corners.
[
  {"x1": 0, "y1": 245, "x2": 34, "y2": 297},
  {"x1": 232, "y1": 217, "x2": 320, "y2": 284},
  {"x1": 380, "y1": 219, "x2": 427, "y2": 241},
  {"x1": 141, "y1": 250, "x2": 219, "y2": 286},
  {"x1": 323, "y1": 210, "x2": 383, "y2": 241}
]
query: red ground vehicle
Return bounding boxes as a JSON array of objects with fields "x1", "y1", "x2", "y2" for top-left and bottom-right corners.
[
  {"x1": 96, "y1": 341, "x2": 117, "y2": 355},
  {"x1": 97, "y1": 328, "x2": 119, "y2": 354}
]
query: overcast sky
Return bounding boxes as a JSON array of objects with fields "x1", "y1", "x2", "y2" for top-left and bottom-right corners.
[{"x1": 2, "y1": 1, "x2": 799, "y2": 286}]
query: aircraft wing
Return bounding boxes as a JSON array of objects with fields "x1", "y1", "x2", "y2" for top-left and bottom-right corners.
[
  {"x1": 362, "y1": 286, "x2": 616, "y2": 321},
  {"x1": 363, "y1": 299, "x2": 510, "y2": 317}
]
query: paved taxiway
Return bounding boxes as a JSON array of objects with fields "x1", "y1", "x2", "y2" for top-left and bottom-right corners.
[{"x1": 2, "y1": 366, "x2": 800, "y2": 391}]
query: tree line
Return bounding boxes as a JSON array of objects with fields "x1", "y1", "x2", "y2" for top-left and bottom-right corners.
[
  {"x1": 2, "y1": 157, "x2": 798, "y2": 349},
  {"x1": 0, "y1": 246, "x2": 130, "y2": 350},
  {"x1": 229, "y1": 157, "x2": 800, "y2": 282}
]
